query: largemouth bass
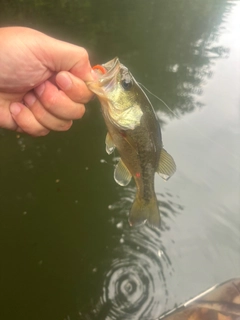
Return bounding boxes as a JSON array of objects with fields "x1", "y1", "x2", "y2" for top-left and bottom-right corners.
[{"x1": 87, "y1": 57, "x2": 176, "y2": 228}]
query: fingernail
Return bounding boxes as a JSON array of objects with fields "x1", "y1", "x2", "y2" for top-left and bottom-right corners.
[
  {"x1": 10, "y1": 103, "x2": 22, "y2": 116},
  {"x1": 24, "y1": 92, "x2": 37, "y2": 107},
  {"x1": 57, "y1": 72, "x2": 72, "y2": 90},
  {"x1": 35, "y1": 83, "x2": 45, "y2": 97}
]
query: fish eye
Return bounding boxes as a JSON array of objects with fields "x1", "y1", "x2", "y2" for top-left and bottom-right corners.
[{"x1": 121, "y1": 78, "x2": 133, "y2": 91}]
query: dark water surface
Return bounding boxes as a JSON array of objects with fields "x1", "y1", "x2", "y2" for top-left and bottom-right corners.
[{"x1": 0, "y1": 1, "x2": 239, "y2": 319}]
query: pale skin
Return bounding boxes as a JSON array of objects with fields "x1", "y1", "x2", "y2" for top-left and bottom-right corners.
[{"x1": 0, "y1": 26, "x2": 96, "y2": 136}]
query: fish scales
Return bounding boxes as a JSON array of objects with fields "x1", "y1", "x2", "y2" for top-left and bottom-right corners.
[{"x1": 88, "y1": 57, "x2": 176, "y2": 228}]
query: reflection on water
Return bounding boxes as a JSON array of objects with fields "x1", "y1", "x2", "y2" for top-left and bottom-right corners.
[
  {"x1": 100, "y1": 228, "x2": 169, "y2": 319},
  {"x1": 84, "y1": 187, "x2": 183, "y2": 320},
  {"x1": 0, "y1": 1, "x2": 239, "y2": 320},
  {"x1": 107, "y1": 186, "x2": 184, "y2": 232},
  {"x1": 0, "y1": 0, "x2": 234, "y2": 119}
]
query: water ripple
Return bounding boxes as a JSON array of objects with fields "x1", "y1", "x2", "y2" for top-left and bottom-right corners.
[
  {"x1": 97, "y1": 226, "x2": 173, "y2": 320},
  {"x1": 86, "y1": 187, "x2": 183, "y2": 320}
]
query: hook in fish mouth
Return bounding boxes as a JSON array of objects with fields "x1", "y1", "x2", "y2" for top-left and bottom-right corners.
[
  {"x1": 92, "y1": 57, "x2": 121, "y2": 87},
  {"x1": 88, "y1": 57, "x2": 121, "y2": 98}
]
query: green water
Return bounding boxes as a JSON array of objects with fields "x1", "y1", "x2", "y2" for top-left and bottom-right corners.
[{"x1": 0, "y1": 1, "x2": 239, "y2": 319}]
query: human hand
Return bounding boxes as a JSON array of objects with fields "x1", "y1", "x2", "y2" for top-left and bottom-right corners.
[{"x1": 0, "y1": 27, "x2": 95, "y2": 136}]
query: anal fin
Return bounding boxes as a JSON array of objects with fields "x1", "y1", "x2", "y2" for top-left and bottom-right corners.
[{"x1": 114, "y1": 159, "x2": 132, "y2": 186}]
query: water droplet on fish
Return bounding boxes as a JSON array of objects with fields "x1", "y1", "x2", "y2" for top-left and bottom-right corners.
[{"x1": 116, "y1": 221, "x2": 123, "y2": 229}]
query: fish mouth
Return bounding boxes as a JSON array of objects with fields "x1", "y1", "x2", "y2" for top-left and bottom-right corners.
[
  {"x1": 94, "y1": 57, "x2": 121, "y2": 87},
  {"x1": 93, "y1": 57, "x2": 121, "y2": 87},
  {"x1": 87, "y1": 57, "x2": 121, "y2": 97},
  {"x1": 102, "y1": 57, "x2": 120, "y2": 73}
]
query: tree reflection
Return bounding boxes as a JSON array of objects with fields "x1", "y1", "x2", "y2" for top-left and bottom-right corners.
[
  {"x1": 128, "y1": 0, "x2": 233, "y2": 116},
  {"x1": 0, "y1": 0, "x2": 234, "y2": 118}
]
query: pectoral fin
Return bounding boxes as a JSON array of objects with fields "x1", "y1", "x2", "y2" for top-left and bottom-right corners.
[
  {"x1": 114, "y1": 159, "x2": 132, "y2": 186},
  {"x1": 105, "y1": 132, "x2": 115, "y2": 154},
  {"x1": 157, "y1": 148, "x2": 176, "y2": 181}
]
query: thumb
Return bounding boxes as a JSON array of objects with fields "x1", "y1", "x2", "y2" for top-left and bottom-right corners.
[{"x1": 38, "y1": 32, "x2": 95, "y2": 82}]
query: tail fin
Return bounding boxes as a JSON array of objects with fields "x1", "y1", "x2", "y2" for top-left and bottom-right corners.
[{"x1": 128, "y1": 195, "x2": 160, "y2": 228}]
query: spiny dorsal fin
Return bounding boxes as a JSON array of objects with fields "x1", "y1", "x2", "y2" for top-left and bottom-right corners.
[
  {"x1": 157, "y1": 148, "x2": 176, "y2": 181},
  {"x1": 114, "y1": 159, "x2": 132, "y2": 186},
  {"x1": 105, "y1": 132, "x2": 115, "y2": 155}
]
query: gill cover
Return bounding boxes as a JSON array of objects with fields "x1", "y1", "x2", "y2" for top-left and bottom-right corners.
[{"x1": 91, "y1": 57, "x2": 143, "y2": 131}]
